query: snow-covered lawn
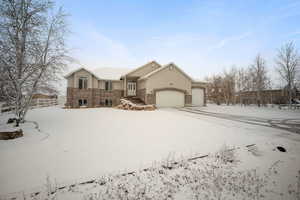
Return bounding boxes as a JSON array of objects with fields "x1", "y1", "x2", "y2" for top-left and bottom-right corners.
[
  {"x1": 200, "y1": 104, "x2": 300, "y2": 119},
  {"x1": 0, "y1": 105, "x2": 300, "y2": 199}
]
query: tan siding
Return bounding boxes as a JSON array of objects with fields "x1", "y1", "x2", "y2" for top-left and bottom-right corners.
[
  {"x1": 137, "y1": 79, "x2": 146, "y2": 89},
  {"x1": 92, "y1": 76, "x2": 98, "y2": 88},
  {"x1": 191, "y1": 82, "x2": 206, "y2": 88},
  {"x1": 73, "y1": 69, "x2": 93, "y2": 88},
  {"x1": 146, "y1": 67, "x2": 192, "y2": 95},
  {"x1": 67, "y1": 75, "x2": 74, "y2": 87},
  {"x1": 98, "y1": 80, "x2": 122, "y2": 90},
  {"x1": 98, "y1": 80, "x2": 105, "y2": 89},
  {"x1": 128, "y1": 62, "x2": 160, "y2": 77},
  {"x1": 113, "y1": 81, "x2": 122, "y2": 90}
]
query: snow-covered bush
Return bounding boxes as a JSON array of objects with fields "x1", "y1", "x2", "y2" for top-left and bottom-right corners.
[
  {"x1": 81, "y1": 146, "x2": 276, "y2": 200},
  {"x1": 9, "y1": 146, "x2": 299, "y2": 200}
]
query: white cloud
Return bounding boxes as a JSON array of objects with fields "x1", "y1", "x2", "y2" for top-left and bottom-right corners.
[
  {"x1": 68, "y1": 23, "x2": 139, "y2": 71},
  {"x1": 209, "y1": 32, "x2": 252, "y2": 51}
]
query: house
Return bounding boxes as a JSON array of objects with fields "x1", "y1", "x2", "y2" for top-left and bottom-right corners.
[{"x1": 65, "y1": 61, "x2": 206, "y2": 108}]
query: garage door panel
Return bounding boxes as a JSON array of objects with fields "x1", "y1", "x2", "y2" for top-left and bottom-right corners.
[
  {"x1": 156, "y1": 90, "x2": 184, "y2": 108},
  {"x1": 192, "y1": 88, "x2": 204, "y2": 106}
]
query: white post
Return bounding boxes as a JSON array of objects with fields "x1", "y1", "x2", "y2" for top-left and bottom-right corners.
[{"x1": 124, "y1": 76, "x2": 127, "y2": 97}]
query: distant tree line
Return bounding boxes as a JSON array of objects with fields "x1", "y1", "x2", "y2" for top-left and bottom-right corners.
[{"x1": 205, "y1": 42, "x2": 300, "y2": 108}]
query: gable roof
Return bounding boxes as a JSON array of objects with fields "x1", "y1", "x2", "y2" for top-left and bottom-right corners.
[
  {"x1": 64, "y1": 67, "x2": 101, "y2": 79},
  {"x1": 139, "y1": 63, "x2": 194, "y2": 81},
  {"x1": 92, "y1": 67, "x2": 132, "y2": 80},
  {"x1": 121, "y1": 60, "x2": 161, "y2": 77},
  {"x1": 64, "y1": 67, "x2": 133, "y2": 80},
  {"x1": 64, "y1": 61, "x2": 194, "y2": 81}
]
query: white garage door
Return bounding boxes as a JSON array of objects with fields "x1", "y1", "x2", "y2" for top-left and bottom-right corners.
[
  {"x1": 192, "y1": 88, "x2": 204, "y2": 106},
  {"x1": 156, "y1": 90, "x2": 185, "y2": 108}
]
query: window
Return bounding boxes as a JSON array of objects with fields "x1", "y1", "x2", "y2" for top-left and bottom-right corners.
[
  {"x1": 79, "y1": 77, "x2": 88, "y2": 89},
  {"x1": 105, "y1": 81, "x2": 112, "y2": 91},
  {"x1": 78, "y1": 99, "x2": 87, "y2": 106},
  {"x1": 105, "y1": 99, "x2": 112, "y2": 107}
]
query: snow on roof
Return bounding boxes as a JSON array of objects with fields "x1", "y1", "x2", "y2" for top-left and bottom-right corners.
[
  {"x1": 65, "y1": 67, "x2": 133, "y2": 80},
  {"x1": 92, "y1": 67, "x2": 133, "y2": 80},
  {"x1": 192, "y1": 78, "x2": 207, "y2": 84},
  {"x1": 64, "y1": 67, "x2": 101, "y2": 79},
  {"x1": 139, "y1": 63, "x2": 193, "y2": 81},
  {"x1": 121, "y1": 60, "x2": 161, "y2": 77}
]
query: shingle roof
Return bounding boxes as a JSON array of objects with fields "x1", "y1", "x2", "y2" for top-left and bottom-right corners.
[
  {"x1": 64, "y1": 67, "x2": 133, "y2": 80},
  {"x1": 92, "y1": 67, "x2": 133, "y2": 80}
]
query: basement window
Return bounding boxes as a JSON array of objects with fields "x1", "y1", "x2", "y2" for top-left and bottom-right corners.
[
  {"x1": 105, "y1": 99, "x2": 112, "y2": 107},
  {"x1": 79, "y1": 99, "x2": 87, "y2": 106}
]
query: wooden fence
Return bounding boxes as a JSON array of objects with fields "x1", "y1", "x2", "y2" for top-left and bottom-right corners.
[
  {"x1": 30, "y1": 98, "x2": 58, "y2": 108},
  {"x1": 1, "y1": 98, "x2": 58, "y2": 113}
]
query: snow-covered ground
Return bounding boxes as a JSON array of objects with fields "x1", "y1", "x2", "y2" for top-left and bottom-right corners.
[
  {"x1": 0, "y1": 105, "x2": 300, "y2": 199},
  {"x1": 200, "y1": 104, "x2": 300, "y2": 119}
]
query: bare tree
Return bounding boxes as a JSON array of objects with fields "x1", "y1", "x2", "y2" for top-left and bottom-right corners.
[
  {"x1": 236, "y1": 67, "x2": 248, "y2": 105},
  {"x1": 205, "y1": 75, "x2": 223, "y2": 105},
  {"x1": 221, "y1": 67, "x2": 236, "y2": 105},
  {"x1": 276, "y1": 42, "x2": 300, "y2": 108},
  {"x1": 0, "y1": 0, "x2": 69, "y2": 125},
  {"x1": 249, "y1": 54, "x2": 269, "y2": 107}
]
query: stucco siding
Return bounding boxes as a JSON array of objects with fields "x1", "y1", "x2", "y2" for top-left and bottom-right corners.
[{"x1": 146, "y1": 66, "x2": 192, "y2": 95}]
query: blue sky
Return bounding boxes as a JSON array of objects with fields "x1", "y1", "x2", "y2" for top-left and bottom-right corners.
[{"x1": 56, "y1": 0, "x2": 300, "y2": 81}]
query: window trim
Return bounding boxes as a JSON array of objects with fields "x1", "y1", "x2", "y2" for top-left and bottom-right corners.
[
  {"x1": 78, "y1": 77, "x2": 88, "y2": 89},
  {"x1": 105, "y1": 81, "x2": 113, "y2": 91},
  {"x1": 79, "y1": 99, "x2": 87, "y2": 106}
]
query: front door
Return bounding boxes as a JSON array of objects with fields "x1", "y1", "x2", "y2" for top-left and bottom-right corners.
[{"x1": 127, "y1": 82, "x2": 136, "y2": 96}]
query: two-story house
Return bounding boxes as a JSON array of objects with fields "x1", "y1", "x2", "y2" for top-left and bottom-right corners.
[{"x1": 65, "y1": 61, "x2": 206, "y2": 108}]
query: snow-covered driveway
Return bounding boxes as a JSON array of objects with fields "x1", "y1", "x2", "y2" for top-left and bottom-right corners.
[{"x1": 1, "y1": 106, "x2": 300, "y2": 196}]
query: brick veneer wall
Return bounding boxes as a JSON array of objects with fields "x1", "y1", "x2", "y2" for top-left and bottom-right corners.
[
  {"x1": 66, "y1": 87, "x2": 123, "y2": 107},
  {"x1": 145, "y1": 94, "x2": 155, "y2": 105},
  {"x1": 185, "y1": 95, "x2": 192, "y2": 105}
]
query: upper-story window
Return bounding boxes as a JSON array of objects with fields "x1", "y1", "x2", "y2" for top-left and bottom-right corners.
[
  {"x1": 105, "y1": 81, "x2": 112, "y2": 91},
  {"x1": 78, "y1": 77, "x2": 88, "y2": 89}
]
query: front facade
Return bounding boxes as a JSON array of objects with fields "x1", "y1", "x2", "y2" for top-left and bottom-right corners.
[{"x1": 65, "y1": 61, "x2": 206, "y2": 108}]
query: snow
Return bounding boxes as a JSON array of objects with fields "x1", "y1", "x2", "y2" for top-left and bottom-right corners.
[
  {"x1": 199, "y1": 104, "x2": 300, "y2": 119},
  {"x1": 0, "y1": 124, "x2": 20, "y2": 132},
  {"x1": 0, "y1": 105, "x2": 300, "y2": 199},
  {"x1": 92, "y1": 67, "x2": 132, "y2": 80}
]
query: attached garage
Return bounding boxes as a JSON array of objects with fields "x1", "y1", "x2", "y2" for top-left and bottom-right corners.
[
  {"x1": 192, "y1": 88, "x2": 204, "y2": 106},
  {"x1": 156, "y1": 90, "x2": 185, "y2": 108}
]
